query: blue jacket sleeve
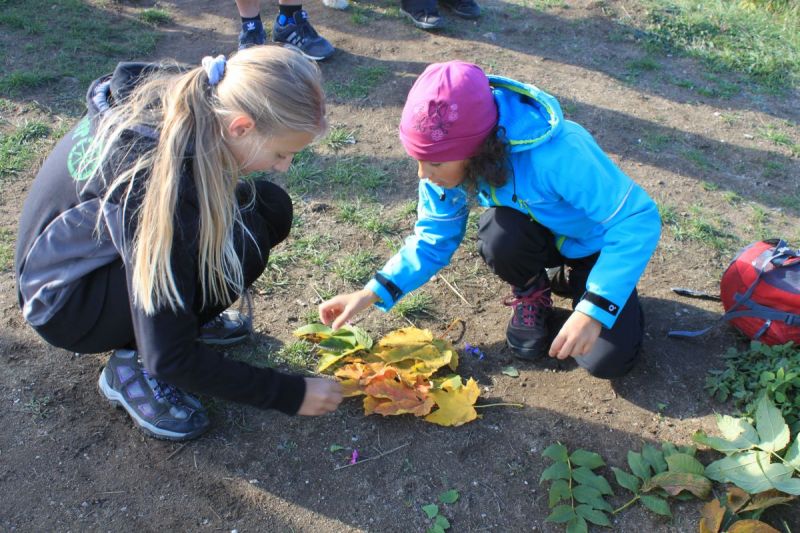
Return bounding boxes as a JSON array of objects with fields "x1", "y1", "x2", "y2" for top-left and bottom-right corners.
[
  {"x1": 543, "y1": 130, "x2": 661, "y2": 328},
  {"x1": 365, "y1": 180, "x2": 469, "y2": 311}
]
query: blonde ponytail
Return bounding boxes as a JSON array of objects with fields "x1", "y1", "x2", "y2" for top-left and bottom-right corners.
[{"x1": 89, "y1": 46, "x2": 325, "y2": 314}]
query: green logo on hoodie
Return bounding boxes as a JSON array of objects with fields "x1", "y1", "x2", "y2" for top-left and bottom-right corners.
[{"x1": 67, "y1": 117, "x2": 103, "y2": 181}]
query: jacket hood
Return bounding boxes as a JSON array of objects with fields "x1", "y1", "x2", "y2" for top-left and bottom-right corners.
[{"x1": 488, "y1": 75, "x2": 563, "y2": 153}]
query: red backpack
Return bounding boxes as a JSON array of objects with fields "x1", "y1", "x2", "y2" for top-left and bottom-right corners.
[{"x1": 670, "y1": 239, "x2": 800, "y2": 345}]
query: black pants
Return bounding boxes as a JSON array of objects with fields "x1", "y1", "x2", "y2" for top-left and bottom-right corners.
[
  {"x1": 35, "y1": 181, "x2": 292, "y2": 354},
  {"x1": 477, "y1": 207, "x2": 642, "y2": 378}
]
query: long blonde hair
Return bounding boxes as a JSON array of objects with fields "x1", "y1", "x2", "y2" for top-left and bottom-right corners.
[{"x1": 90, "y1": 46, "x2": 325, "y2": 314}]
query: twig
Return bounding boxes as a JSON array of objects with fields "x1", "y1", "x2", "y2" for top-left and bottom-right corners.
[
  {"x1": 334, "y1": 442, "x2": 410, "y2": 471},
  {"x1": 209, "y1": 506, "x2": 222, "y2": 521},
  {"x1": 474, "y1": 402, "x2": 525, "y2": 409},
  {"x1": 479, "y1": 481, "x2": 503, "y2": 515},
  {"x1": 438, "y1": 275, "x2": 473, "y2": 308},
  {"x1": 311, "y1": 285, "x2": 324, "y2": 303},
  {"x1": 165, "y1": 442, "x2": 189, "y2": 461},
  {"x1": 98, "y1": 490, "x2": 126, "y2": 495}
]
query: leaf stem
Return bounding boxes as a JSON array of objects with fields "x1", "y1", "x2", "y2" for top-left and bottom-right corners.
[
  {"x1": 613, "y1": 495, "x2": 640, "y2": 514},
  {"x1": 474, "y1": 402, "x2": 525, "y2": 409}
]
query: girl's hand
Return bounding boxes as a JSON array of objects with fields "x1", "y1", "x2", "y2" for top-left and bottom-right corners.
[
  {"x1": 549, "y1": 311, "x2": 602, "y2": 359},
  {"x1": 318, "y1": 289, "x2": 379, "y2": 330},
  {"x1": 297, "y1": 377, "x2": 343, "y2": 415}
]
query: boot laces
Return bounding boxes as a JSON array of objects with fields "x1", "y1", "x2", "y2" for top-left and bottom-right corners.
[
  {"x1": 142, "y1": 368, "x2": 185, "y2": 406},
  {"x1": 503, "y1": 287, "x2": 552, "y2": 328}
]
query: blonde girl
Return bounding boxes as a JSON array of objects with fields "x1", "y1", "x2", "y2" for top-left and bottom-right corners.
[{"x1": 15, "y1": 46, "x2": 342, "y2": 441}]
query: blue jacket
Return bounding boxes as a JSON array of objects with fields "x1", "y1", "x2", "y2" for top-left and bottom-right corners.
[{"x1": 365, "y1": 75, "x2": 661, "y2": 328}]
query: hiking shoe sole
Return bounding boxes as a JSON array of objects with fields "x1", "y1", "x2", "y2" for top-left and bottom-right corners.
[
  {"x1": 400, "y1": 8, "x2": 444, "y2": 30},
  {"x1": 506, "y1": 338, "x2": 548, "y2": 361},
  {"x1": 98, "y1": 368, "x2": 209, "y2": 441}
]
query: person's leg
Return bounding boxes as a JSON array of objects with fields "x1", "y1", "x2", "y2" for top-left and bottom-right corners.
[
  {"x1": 236, "y1": 0, "x2": 268, "y2": 49},
  {"x1": 271, "y1": 0, "x2": 335, "y2": 61},
  {"x1": 477, "y1": 207, "x2": 562, "y2": 359},
  {"x1": 565, "y1": 257, "x2": 644, "y2": 379}
]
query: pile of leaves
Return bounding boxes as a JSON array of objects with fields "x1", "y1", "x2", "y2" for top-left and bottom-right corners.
[
  {"x1": 700, "y1": 487, "x2": 794, "y2": 533},
  {"x1": 293, "y1": 324, "x2": 480, "y2": 427},
  {"x1": 706, "y1": 341, "x2": 800, "y2": 434}
]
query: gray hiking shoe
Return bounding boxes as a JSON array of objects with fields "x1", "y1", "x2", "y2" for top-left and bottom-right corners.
[
  {"x1": 504, "y1": 277, "x2": 553, "y2": 360},
  {"x1": 198, "y1": 309, "x2": 251, "y2": 345},
  {"x1": 271, "y1": 11, "x2": 335, "y2": 61},
  {"x1": 98, "y1": 349, "x2": 210, "y2": 441}
]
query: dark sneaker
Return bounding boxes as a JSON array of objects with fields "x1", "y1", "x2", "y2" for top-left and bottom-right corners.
[
  {"x1": 504, "y1": 278, "x2": 553, "y2": 360},
  {"x1": 271, "y1": 11, "x2": 335, "y2": 61},
  {"x1": 98, "y1": 349, "x2": 210, "y2": 441},
  {"x1": 238, "y1": 20, "x2": 267, "y2": 50},
  {"x1": 439, "y1": 0, "x2": 481, "y2": 19},
  {"x1": 400, "y1": 0, "x2": 444, "y2": 30},
  {"x1": 198, "y1": 309, "x2": 252, "y2": 345}
]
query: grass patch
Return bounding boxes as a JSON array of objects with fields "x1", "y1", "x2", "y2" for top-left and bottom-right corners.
[
  {"x1": 668, "y1": 204, "x2": 735, "y2": 253},
  {"x1": 139, "y1": 8, "x2": 172, "y2": 26},
  {"x1": 392, "y1": 292, "x2": 434, "y2": 319},
  {"x1": 758, "y1": 124, "x2": 800, "y2": 156},
  {"x1": 643, "y1": 0, "x2": 800, "y2": 90},
  {"x1": 0, "y1": 0, "x2": 159, "y2": 96},
  {"x1": 0, "y1": 121, "x2": 51, "y2": 180},
  {"x1": 0, "y1": 227, "x2": 14, "y2": 271},
  {"x1": 322, "y1": 126, "x2": 356, "y2": 152},
  {"x1": 326, "y1": 66, "x2": 389, "y2": 99},
  {"x1": 336, "y1": 202, "x2": 396, "y2": 236},
  {"x1": 683, "y1": 148, "x2": 714, "y2": 169},
  {"x1": 627, "y1": 56, "x2": 661, "y2": 73},
  {"x1": 327, "y1": 157, "x2": 388, "y2": 192},
  {"x1": 332, "y1": 251, "x2": 377, "y2": 284},
  {"x1": 640, "y1": 132, "x2": 674, "y2": 151},
  {"x1": 273, "y1": 340, "x2": 316, "y2": 372},
  {"x1": 723, "y1": 190, "x2": 743, "y2": 204}
]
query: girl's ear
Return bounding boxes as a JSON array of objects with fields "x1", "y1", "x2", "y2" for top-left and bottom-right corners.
[{"x1": 227, "y1": 115, "x2": 256, "y2": 139}]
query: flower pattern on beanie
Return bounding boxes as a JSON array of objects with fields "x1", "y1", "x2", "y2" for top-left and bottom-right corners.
[{"x1": 413, "y1": 101, "x2": 459, "y2": 142}]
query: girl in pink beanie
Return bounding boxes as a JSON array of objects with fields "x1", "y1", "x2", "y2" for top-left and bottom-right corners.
[{"x1": 320, "y1": 61, "x2": 661, "y2": 379}]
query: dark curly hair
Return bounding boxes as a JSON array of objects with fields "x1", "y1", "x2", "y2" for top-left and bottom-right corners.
[{"x1": 461, "y1": 125, "x2": 511, "y2": 191}]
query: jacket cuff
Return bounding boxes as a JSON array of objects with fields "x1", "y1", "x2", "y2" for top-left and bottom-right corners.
[
  {"x1": 365, "y1": 277, "x2": 396, "y2": 312},
  {"x1": 270, "y1": 373, "x2": 307, "y2": 415},
  {"x1": 575, "y1": 297, "x2": 617, "y2": 329}
]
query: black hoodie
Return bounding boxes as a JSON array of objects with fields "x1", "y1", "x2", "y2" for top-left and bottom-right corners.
[{"x1": 15, "y1": 63, "x2": 305, "y2": 414}]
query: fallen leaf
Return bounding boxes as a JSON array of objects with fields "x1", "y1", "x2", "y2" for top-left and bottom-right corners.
[
  {"x1": 501, "y1": 366, "x2": 519, "y2": 377},
  {"x1": 425, "y1": 378, "x2": 480, "y2": 427},
  {"x1": 699, "y1": 499, "x2": 725, "y2": 533},
  {"x1": 727, "y1": 519, "x2": 781, "y2": 533}
]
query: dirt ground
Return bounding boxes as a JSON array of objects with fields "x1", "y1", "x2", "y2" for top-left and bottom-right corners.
[{"x1": 2, "y1": 0, "x2": 800, "y2": 531}]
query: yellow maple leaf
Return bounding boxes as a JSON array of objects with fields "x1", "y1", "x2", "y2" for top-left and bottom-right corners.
[
  {"x1": 377, "y1": 327, "x2": 433, "y2": 347},
  {"x1": 339, "y1": 379, "x2": 365, "y2": 397},
  {"x1": 424, "y1": 377, "x2": 481, "y2": 427}
]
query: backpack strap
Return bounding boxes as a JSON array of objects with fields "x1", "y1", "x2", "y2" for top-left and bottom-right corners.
[{"x1": 668, "y1": 240, "x2": 800, "y2": 339}]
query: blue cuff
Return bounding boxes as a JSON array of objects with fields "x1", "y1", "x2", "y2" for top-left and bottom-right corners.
[
  {"x1": 365, "y1": 278, "x2": 395, "y2": 312},
  {"x1": 575, "y1": 298, "x2": 616, "y2": 329}
]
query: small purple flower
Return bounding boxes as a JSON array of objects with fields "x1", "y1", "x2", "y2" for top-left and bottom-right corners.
[
  {"x1": 350, "y1": 449, "x2": 359, "y2": 465},
  {"x1": 464, "y1": 342, "x2": 473, "y2": 352}
]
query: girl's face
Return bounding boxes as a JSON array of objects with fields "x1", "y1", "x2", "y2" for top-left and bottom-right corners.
[
  {"x1": 230, "y1": 130, "x2": 315, "y2": 174},
  {"x1": 416, "y1": 159, "x2": 468, "y2": 189}
]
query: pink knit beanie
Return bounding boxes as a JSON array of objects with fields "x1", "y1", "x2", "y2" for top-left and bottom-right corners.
[{"x1": 399, "y1": 61, "x2": 498, "y2": 162}]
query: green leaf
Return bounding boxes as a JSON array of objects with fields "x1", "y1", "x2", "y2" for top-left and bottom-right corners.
[
  {"x1": 293, "y1": 323, "x2": 333, "y2": 337},
  {"x1": 784, "y1": 437, "x2": 800, "y2": 469},
  {"x1": 754, "y1": 395, "x2": 791, "y2": 453},
  {"x1": 627, "y1": 451, "x2": 651, "y2": 481},
  {"x1": 546, "y1": 504, "x2": 576, "y2": 524},
  {"x1": 693, "y1": 430, "x2": 756, "y2": 454},
  {"x1": 705, "y1": 451, "x2": 768, "y2": 483},
  {"x1": 640, "y1": 494, "x2": 672, "y2": 517},
  {"x1": 501, "y1": 365, "x2": 519, "y2": 377},
  {"x1": 576, "y1": 504, "x2": 611, "y2": 526},
  {"x1": 316, "y1": 351, "x2": 350, "y2": 372},
  {"x1": 572, "y1": 484, "x2": 602, "y2": 504},
  {"x1": 665, "y1": 453, "x2": 705, "y2": 475},
  {"x1": 342, "y1": 324, "x2": 373, "y2": 350},
  {"x1": 645, "y1": 472, "x2": 712, "y2": 499},
  {"x1": 772, "y1": 477, "x2": 800, "y2": 495},
  {"x1": 548, "y1": 479, "x2": 571, "y2": 508},
  {"x1": 422, "y1": 504, "x2": 439, "y2": 519},
  {"x1": 642, "y1": 443, "x2": 668, "y2": 473},
  {"x1": 438, "y1": 489, "x2": 459, "y2": 504},
  {"x1": 612, "y1": 467, "x2": 641, "y2": 494},
  {"x1": 433, "y1": 515, "x2": 450, "y2": 529},
  {"x1": 707, "y1": 451, "x2": 794, "y2": 494},
  {"x1": 717, "y1": 414, "x2": 760, "y2": 446},
  {"x1": 572, "y1": 466, "x2": 614, "y2": 495},
  {"x1": 570, "y1": 449, "x2": 605, "y2": 469},
  {"x1": 329, "y1": 444, "x2": 344, "y2": 452},
  {"x1": 542, "y1": 443, "x2": 569, "y2": 462},
  {"x1": 566, "y1": 515, "x2": 588, "y2": 533},
  {"x1": 540, "y1": 461, "x2": 571, "y2": 483},
  {"x1": 427, "y1": 525, "x2": 445, "y2": 533}
]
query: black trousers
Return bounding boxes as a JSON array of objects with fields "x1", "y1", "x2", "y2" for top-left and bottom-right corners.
[
  {"x1": 35, "y1": 180, "x2": 292, "y2": 354},
  {"x1": 477, "y1": 207, "x2": 643, "y2": 378}
]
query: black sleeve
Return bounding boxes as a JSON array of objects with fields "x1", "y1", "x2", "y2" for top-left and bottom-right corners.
[{"x1": 125, "y1": 191, "x2": 306, "y2": 415}]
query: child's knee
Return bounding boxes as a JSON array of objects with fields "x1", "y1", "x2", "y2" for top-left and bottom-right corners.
[{"x1": 578, "y1": 345, "x2": 641, "y2": 379}]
